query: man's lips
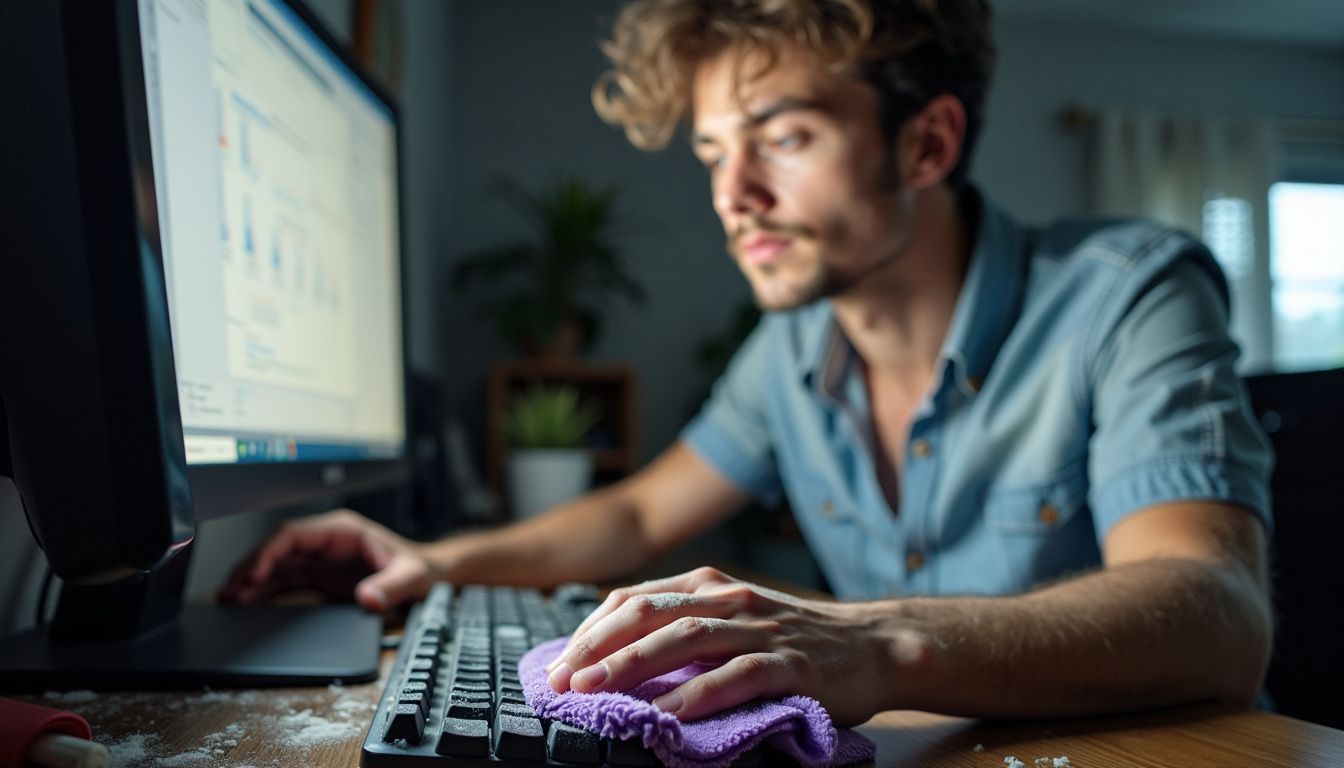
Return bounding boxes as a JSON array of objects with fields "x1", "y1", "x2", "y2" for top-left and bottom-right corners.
[{"x1": 738, "y1": 234, "x2": 792, "y2": 266}]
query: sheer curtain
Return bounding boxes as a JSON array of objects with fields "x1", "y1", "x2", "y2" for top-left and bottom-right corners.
[{"x1": 1090, "y1": 109, "x2": 1276, "y2": 372}]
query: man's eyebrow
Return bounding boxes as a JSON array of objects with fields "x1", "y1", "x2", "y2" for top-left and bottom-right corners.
[{"x1": 691, "y1": 98, "x2": 827, "y2": 147}]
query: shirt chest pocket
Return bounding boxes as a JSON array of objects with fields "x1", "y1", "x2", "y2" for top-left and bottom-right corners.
[
  {"x1": 983, "y1": 463, "x2": 1098, "y2": 591},
  {"x1": 985, "y1": 462, "x2": 1089, "y2": 534}
]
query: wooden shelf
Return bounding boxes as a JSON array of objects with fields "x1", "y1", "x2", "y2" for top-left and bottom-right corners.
[{"x1": 486, "y1": 360, "x2": 639, "y2": 516}]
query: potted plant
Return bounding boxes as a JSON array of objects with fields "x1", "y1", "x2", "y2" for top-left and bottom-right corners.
[
  {"x1": 498, "y1": 385, "x2": 600, "y2": 519},
  {"x1": 453, "y1": 177, "x2": 646, "y2": 358}
]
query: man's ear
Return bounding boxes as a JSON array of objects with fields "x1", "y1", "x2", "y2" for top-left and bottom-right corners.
[{"x1": 896, "y1": 94, "x2": 967, "y2": 191}]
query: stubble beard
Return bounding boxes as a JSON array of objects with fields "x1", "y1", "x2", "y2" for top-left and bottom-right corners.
[{"x1": 733, "y1": 153, "x2": 910, "y2": 313}]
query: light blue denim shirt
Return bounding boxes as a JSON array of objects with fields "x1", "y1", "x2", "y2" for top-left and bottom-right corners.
[{"x1": 682, "y1": 189, "x2": 1273, "y2": 601}]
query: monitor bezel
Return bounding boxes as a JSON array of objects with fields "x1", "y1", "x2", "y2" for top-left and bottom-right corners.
[{"x1": 119, "y1": 0, "x2": 413, "y2": 521}]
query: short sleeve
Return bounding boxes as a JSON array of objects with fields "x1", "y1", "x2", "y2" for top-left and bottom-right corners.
[
  {"x1": 1088, "y1": 255, "x2": 1273, "y2": 538},
  {"x1": 680, "y1": 319, "x2": 784, "y2": 504}
]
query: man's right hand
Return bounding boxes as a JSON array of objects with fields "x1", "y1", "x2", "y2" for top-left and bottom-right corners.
[{"x1": 218, "y1": 508, "x2": 434, "y2": 612}]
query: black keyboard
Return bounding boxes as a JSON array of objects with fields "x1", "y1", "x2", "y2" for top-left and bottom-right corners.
[{"x1": 362, "y1": 582, "x2": 674, "y2": 766}]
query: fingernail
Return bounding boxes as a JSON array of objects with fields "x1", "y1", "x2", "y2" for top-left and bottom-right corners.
[
  {"x1": 573, "y1": 662, "x2": 609, "y2": 691},
  {"x1": 361, "y1": 584, "x2": 388, "y2": 609},
  {"x1": 548, "y1": 662, "x2": 573, "y2": 691},
  {"x1": 652, "y1": 691, "x2": 683, "y2": 713}
]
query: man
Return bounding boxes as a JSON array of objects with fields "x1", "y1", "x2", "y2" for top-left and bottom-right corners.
[{"x1": 223, "y1": 0, "x2": 1272, "y2": 727}]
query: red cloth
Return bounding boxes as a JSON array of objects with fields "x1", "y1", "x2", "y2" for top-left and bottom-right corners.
[{"x1": 0, "y1": 697, "x2": 93, "y2": 768}]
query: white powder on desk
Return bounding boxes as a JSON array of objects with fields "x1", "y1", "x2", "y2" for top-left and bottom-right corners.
[
  {"x1": 104, "y1": 732, "x2": 156, "y2": 765},
  {"x1": 44, "y1": 689, "x2": 99, "y2": 702},
  {"x1": 157, "y1": 747, "x2": 215, "y2": 765},
  {"x1": 278, "y1": 708, "x2": 361, "y2": 748},
  {"x1": 79, "y1": 686, "x2": 372, "y2": 766}
]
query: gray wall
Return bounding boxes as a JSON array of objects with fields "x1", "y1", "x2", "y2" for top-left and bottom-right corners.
[
  {"x1": 980, "y1": 18, "x2": 1344, "y2": 225},
  {"x1": 3, "y1": 2, "x2": 1341, "y2": 634}
]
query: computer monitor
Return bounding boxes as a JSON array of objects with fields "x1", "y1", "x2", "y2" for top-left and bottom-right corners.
[{"x1": 0, "y1": 0, "x2": 408, "y2": 688}]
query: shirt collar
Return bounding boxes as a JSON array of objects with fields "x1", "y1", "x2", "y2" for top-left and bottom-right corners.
[
  {"x1": 796, "y1": 301, "x2": 843, "y2": 396},
  {"x1": 939, "y1": 186, "x2": 1029, "y2": 398},
  {"x1": 795, "y1": 186, "x2": 1029, "y2": 402}
]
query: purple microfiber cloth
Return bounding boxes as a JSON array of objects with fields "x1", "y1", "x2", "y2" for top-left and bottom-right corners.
[{"x1": 520, "y1": 636, "x2": 876, "y2": 768}]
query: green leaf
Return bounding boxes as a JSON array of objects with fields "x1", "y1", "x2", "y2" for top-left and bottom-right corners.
[
  {"x1": 497, "y1": 385, "x2": 601, "y2": 449},
  {"x1": 448, "y1": 175, "x2": 645, "y2": 353}
]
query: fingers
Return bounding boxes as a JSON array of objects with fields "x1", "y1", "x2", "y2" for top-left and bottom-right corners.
[
  {"x1": 218, "y1": 509, "x2": 398, "y2": 605},
  {"x1": 651, "y1": 653, "x2": 791, "y2": 721},
  {"x1": 547, "y1": 567, "x2": 736, "y2": 673},
  {"x1": 548, "y1": 586, "x2": 757, "y2": 693},
  {"x1": 247, "y1": 516, "x2": 344, "y2": 583},
  {"x1": 563, "y1": 616, "x2": 775, "y2": 696},
  {"x1": 355, "y1": 555, "x2": 431, "y2": 611}
]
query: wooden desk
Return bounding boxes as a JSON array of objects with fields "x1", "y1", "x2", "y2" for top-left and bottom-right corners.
[{"x1": 17, "y1": 673, "x2": 1344, "y2": 767}]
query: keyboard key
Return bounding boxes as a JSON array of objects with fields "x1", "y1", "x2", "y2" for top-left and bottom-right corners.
[
  {"x1": 407, "y1": 656, "x2": 436, "y2": 680},
  {"x1": 496, "y1": 701, "x2": 536, "y2": 720},
  {"x1": 449, "y1": 689, "x2": 491, "y2": 705},
  {"x1": 436, "y1": 716, "x2": 489, "y2": 757},
  {"x1": 604, "y1": 736, "x2": 660, "y2": 765},
  {"x1": 455, "y1": 660, "x2": 490, "y2": 676},
  {"x1": 399, "y1": 683, "x2": 429, "y2": 714},
  {"x1": 397, "y1": 691, "x2": 427, "y2": 717},
  {"x1": 499, "y1": 690, "x2": 528, "y2": 706},
  {"x1": 447, "y1": 699, "x2": 491, "y2": 723},
  {"x1": 382, "y1": 703, "x2": 425, "y2": 744},
  {"x1": 455, "y1": 670, "x2": 490, "y2": 685},
  {"x1": 547, "y1": 722, "x2": 601, "y2": 764},
  {"x1": 494, "y1": 713, "x2": 546, "y2": 761},
  {"x1": 361, "y1": 583, "x2": 601, "y2": 765}
]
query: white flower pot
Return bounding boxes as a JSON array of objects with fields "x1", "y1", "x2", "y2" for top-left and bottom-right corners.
[{"x1": 506, "y1": 449, "x2": 593, "y2": 520}]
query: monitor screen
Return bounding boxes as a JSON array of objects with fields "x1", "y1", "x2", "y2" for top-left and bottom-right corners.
[
  {"x1": 138, "y1": 0, "x2": 405, "y2": 471},
  {"x1": 0, "y1": 0, "x2": 400, "y2": 688}
]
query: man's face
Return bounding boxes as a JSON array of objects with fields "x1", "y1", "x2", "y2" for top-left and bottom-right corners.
[{"x1": 690, "y1": 44, "x2": 914, "y2": 311}]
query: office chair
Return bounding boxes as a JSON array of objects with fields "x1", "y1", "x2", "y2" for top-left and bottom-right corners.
[{"x1": 1245, "y1": 367, "x2": 1344, "y2": 730}]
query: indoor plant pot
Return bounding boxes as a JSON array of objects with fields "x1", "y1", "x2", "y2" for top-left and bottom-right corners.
[{"x1": 498, "y1": 385, "x2": 600, "y2": 519}]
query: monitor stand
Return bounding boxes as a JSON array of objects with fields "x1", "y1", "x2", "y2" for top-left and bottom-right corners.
[{"x1": 0, "y1": 542, "x2": 382, "y2": 691}]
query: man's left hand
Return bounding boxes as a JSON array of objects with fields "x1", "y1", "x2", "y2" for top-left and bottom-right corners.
[{"x1": 543, "y1": 566, "x2": 891, "y2": 726}]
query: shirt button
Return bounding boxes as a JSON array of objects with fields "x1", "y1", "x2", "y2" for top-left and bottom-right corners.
[
  {"x1": 905, "y1": 551, "x2": 925, "y2": 572},
  {"x1": 1039, "y1": 504, "x2": 1060, "y2": 525},
  {"x1": 910, "y1": 439, "x2": 933, "y2": 459},
  {"x1": 820, "y1": 500, "x2": 835, "y2": 518}
]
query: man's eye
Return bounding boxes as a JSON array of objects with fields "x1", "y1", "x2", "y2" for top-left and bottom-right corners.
[
  {"x1": 769, "y1": 132, "x2": 805, "y2": 150},
  {"x1": 701, "y1": 156, "x2": 725, "y2": 172}
]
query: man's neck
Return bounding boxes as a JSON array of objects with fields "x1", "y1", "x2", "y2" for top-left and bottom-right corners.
[{"x1": 830, "y1": 183, "x2": 972, "y2": 397}]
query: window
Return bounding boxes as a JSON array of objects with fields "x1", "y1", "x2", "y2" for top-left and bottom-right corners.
[{"x1": 1268, "y1": 182, "x2": 1344, "y2": 371}]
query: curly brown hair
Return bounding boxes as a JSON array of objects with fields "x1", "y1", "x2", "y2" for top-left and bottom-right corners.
[{"x1": 592, "y1": 0, "x2": 995, "y2": 187}]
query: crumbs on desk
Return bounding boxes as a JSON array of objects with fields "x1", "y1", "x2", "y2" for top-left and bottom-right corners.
[
  {"x1": 39, "y1": 685, "x2": 376, "y2": 767},
  {"x1": 43, "y1": 689, "x2": 99, "y2": 703},
  {"x1": 1003, "y1": 756, "x2": 1071, "y2": 768}
]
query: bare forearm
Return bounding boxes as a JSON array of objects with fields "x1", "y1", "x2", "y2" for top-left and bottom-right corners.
[
  {"x1": 874, "y1": 558, "x2": 1272, "y2": 718},
  {"x1": 421, "y1": 484, "x2": 654, "y2": 588},
  {"x1": 420, "y1": 442, "x2": 746, "y2": 590}
]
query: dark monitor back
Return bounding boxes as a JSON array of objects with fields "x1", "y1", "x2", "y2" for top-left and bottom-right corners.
[
  {"x1": 1245, "y1": 367, "x2": 1344, "y2": 730},
  {"x1": 0, "y1": 0, "x2": 401, "y2": 690}
]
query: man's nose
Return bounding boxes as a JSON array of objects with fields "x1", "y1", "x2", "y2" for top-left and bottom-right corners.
[{"x1": 713, "y1": 154, "x2": 774, "y2": 218}]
